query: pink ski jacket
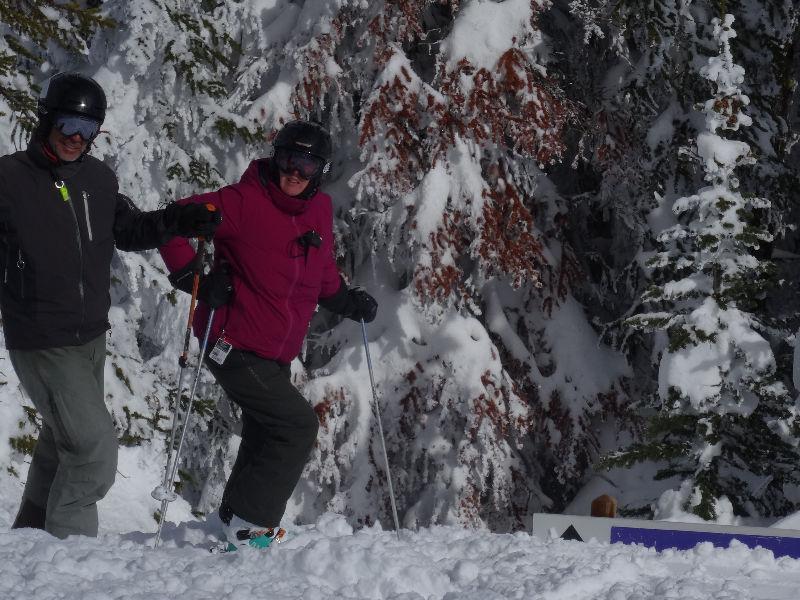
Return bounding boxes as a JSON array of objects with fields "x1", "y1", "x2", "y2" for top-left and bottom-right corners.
[{"x1": 159, "y1": 159, "x2": 342, "y2": 364}]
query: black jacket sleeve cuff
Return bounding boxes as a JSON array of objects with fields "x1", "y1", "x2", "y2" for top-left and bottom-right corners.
[
  {"x1": 113, "y1": 194, "x2": 173, "y2": 251},
  {"x1": 318, "y1": 276, "x2": 351, "y2": 315}
]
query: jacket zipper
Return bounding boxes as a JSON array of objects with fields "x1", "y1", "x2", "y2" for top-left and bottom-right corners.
[
  {"x1": 56, "y1": 181, "x2": 85, "y2": 342},
  {"x1": 82, "y1": 191, "x2": 93, "y2": 242},
  {"x1": 275, "y1": 216, "x2": 300, "y2": 359}
]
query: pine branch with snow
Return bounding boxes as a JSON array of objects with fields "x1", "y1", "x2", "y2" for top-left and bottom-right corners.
[{"x1": 0, "y1": 1, "x2": 113, "y2": 135}]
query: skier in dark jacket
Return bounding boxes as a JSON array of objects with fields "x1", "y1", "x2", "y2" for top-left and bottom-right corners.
[
  {"x1": 159, "y1": 120, "x2": 377, "y2": 549},
  {"x1": 0, "y1": 72, "x2": 220, "y2": 538}
]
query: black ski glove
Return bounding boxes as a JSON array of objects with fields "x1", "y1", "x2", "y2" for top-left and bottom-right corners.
[
  {"x1": 344, "y1": 289, "x2": 378, "y2": 323},
  {"x1": 199, "y1": 267, "x2": 234, "y2": 308},
  {"x1": 164, "y1": 202, "x2": 221, "y2": 238},
  {"x1": 169, "y1": 262, "x2": 234, "y2": 308}
]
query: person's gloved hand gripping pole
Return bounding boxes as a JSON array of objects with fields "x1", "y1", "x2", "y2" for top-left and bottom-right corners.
[
  {"x1": 164, "y1": 203, "x2": 232, "y2": 308},
  {"x1": 163, "y1": 201, "x2": 222, "y2": 239},
  {"x1": 319, "y1": 276, "x2": 378, "y2": 323}
]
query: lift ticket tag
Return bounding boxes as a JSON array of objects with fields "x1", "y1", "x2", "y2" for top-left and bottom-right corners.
[{"x1": 209, "y1": 337, "x2": 232, "y2": 365}]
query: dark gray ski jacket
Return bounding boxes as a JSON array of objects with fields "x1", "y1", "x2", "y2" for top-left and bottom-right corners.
[{"x1": 0, "y1": 142, "x2": 173, "y2": 350}]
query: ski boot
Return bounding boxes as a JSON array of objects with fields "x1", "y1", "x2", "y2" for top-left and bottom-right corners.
[{"x1": 211, "y1": 507, "x2": 286, "y2": 553}]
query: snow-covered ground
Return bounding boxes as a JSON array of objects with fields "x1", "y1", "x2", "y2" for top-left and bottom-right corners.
[
  {"x1": 4, "y1": 440, "x2": 800, "y2": 598},
  {"x1": 4, "y1": 510, "x2": 800, "y2": 600}
]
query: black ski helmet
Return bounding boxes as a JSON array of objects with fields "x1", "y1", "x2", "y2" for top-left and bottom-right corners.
[
  {"x1": 273, "y1": 120, "x2": 332, "y2": 167},
  {"x1": 271, "y1": 120, "x2": 332, "y2": 198},
  {"x1": 38, "y1": 72, "x2": 107, "y2": 124}
]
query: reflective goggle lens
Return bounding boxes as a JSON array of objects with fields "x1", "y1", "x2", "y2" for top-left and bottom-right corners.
[
  {"x1": 274, "y1": 148, "x2": 324, "y2": 180},
  {"x1": 55, "y1": 114, "x2": 100, "y2": 140}
]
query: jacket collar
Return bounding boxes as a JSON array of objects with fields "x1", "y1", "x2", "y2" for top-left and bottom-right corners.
[
  {"x1": 244, "y1": 159, "x2": 323, "y2": 215},
  {"x1": 26, "y1": 139, "x2": 85, "y2": 181}
]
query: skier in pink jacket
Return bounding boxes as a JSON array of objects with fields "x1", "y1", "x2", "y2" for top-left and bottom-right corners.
[{"x1": 159, "y1": 120, "x2": 377, "y2": 549}]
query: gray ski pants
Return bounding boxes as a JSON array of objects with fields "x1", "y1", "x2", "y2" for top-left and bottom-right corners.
[{"x1": 9, "y1": 334, "x2": 118, "y2": 538}]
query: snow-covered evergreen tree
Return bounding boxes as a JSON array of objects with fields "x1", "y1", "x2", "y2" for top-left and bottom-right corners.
[
  {"x1": 290, "y1": 0, "x2": 631, "y2": 530},
  {"x1": 613, "y1": 14, "x2": 800, "y2": 520}
]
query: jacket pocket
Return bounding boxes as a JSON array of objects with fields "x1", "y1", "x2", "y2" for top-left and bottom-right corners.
[{"x1": 3, "y1": 245, "x2": 27, "y2": 300}]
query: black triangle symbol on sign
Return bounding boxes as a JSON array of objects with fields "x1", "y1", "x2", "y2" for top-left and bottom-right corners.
[{"x1": 560, "y1": 525, "x2": 584, "y2": 542}]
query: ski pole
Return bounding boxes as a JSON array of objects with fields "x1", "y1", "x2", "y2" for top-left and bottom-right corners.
[
  {"x1": 360, "y1": 319, "x2": 401, "y2": 541},
  {"x1": 156, "y1": 203, "x2": 217, "y2": 488},
  {"x1": 151, "y1": 241, "x2": 206, "y2": 507},
  {"x1": 152, "y1": 206, "x2": 218, "y2": 548},
  {"x1": 151, "y1": 235, "x2": 206, "y2": 530},
  {"x1": 152, "y1": 307, "x2": 216, "y2": 548}
]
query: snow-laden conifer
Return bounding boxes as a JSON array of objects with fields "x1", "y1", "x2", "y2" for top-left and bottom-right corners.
[
  {"x1": 614, "y1": 14, "x2": 800, "y2": 520},
  {"x1": 294, "y1": 0, "x2": 631, "y2": 530}
]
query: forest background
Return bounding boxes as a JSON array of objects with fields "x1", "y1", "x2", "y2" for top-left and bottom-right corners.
[{"x1": 0, "y1": 0, "x2": 799, "y2": 534}]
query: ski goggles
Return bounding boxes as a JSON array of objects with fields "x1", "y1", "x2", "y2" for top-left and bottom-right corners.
[
  {"x1": 273, "y1": 147, "x2": 326, "y2": 180},
  {"x1": 54, "y1": 113, "x2": 101, "y2": 140}
]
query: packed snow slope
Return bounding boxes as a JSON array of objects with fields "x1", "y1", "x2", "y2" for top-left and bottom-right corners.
[{"x1": 4, "y1": 511, "x2": 800, "y2": 599}]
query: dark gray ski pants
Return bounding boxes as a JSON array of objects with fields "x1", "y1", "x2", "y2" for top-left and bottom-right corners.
[
  {"x1": 10, "y1": 334, "x2": 117, "y2": 538},
  {"x1": 207, "y1": 350, "x2": 319, "y2": 528}
]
